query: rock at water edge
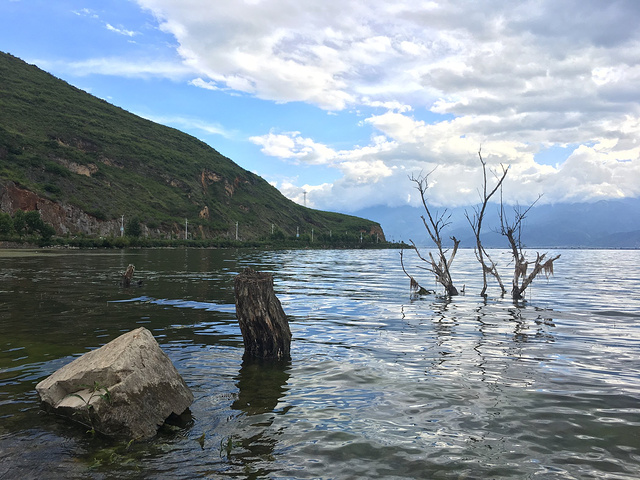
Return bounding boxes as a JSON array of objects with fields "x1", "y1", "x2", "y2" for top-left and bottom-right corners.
[{"x1": 35, "y1": 327, "x2": 193, "y2": 440}]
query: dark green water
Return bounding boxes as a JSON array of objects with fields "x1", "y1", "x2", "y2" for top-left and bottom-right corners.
[{"x1": 1, "y1": 248, "x2": 639, "y2": 479}]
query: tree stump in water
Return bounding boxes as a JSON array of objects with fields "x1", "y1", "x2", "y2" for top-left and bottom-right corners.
[
  {"x1": 121, "y1": 264, "x2": 135, "y2": 287},
  {"x1": 234, "y1": 268, "x2": 291, "y2": 360}
]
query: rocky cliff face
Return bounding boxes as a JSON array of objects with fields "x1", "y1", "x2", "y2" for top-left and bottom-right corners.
[
  {"x1": 0, "y1": 181, "x2": 387, "y2": 242},
  {"x1": 368, "y1": 224, "x2": 385, "y2": 240},
  {"x1": 0, "y1": 181, "x2": 120, "y2": 236}
]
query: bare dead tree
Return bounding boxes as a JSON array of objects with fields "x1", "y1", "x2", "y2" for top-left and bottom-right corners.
[
  {"x1": 405, "y1": 172, "x2": 460, "y2": 296},
  {"x1": 499, "y1": 196, "x2": 561, "y2": 301},
  {"x1": 465, "y1": 148, "x2": 508, "y2": 297}
]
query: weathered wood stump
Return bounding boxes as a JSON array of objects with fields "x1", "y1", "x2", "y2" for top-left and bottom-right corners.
[
  {"x1": 121, "y1": 264, "x2": 135, "y2": 287},
  {"x1": 234, "y1": 268, "x2": 291, "y2": 360}
]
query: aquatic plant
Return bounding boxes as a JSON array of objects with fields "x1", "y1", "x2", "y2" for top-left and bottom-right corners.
[{"x1": 68, "y1": 381, "x2": 112, "y2": 435}]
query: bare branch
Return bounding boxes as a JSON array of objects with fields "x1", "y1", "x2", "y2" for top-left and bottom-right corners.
[
  {"x1": 513, "y1": 252, "x2": 561, "y2": 300},
  {"x1": 400, "y1": 249, "x2": 433, "y2": 296},
  {"x1": 499, "y1": 189, "x2": 560, "y2": 300},
  {"x1": 466, "y1": 148, "x2": 508, "y2": 296},
  {"x1": 402, "y1": 148, "x2": 559, "y2": 304},
  {"x1": 406, "y1": 172, "x2": 460, "y2": 296}
]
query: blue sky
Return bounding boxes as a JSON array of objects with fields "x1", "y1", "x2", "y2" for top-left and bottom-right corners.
[{"x1": 2, "y1": 0, "x2": 640, "y2": 214}]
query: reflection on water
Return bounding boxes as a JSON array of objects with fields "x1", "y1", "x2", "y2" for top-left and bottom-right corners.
[
  {"x1": 224, "y1": 359, "x2": 291, "y2": 478},
  {"x1": 1, "y1": 248, "x2": 640, "y2": 479},
  {"x1": 233, "y1": 358, "x2": 291, "y2": 415}
]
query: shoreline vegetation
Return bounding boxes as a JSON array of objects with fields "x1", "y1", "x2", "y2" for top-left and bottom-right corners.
[
  {"x1": 0, "y1": 237, "x2": 407, "y2": 250},
  {"x1": 0, "y1": 238, "x2": 407, "y2": 250},
  {"x1": 0, "y1": 209, "x2": 404, "y2": 250},
  {"x1": 1, "y1": 211, "x2": 635, "y2": 251}
]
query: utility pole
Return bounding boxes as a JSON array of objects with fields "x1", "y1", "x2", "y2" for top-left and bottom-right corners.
[
  {"x1": 303, "y1": 191, "x2": 307, "y2": 207},
  {"x1": 120, "y1": 215, "x2": 124, "y2": 237},
  {"x1": 311, "y1": 229, "x2": 314, "y2": 242},
  {"x1": 296, "y1": 226, "x2": 299, "y2": 238},
  {"x1": 185, "y1": 218, "x2": 188, "y2": 240},
  {"x1": 235, "y1": 222, "x2": 239, "y2": 241},
  {"x1": 271, "y1": 223, "x2": 274, "y2": 235}
]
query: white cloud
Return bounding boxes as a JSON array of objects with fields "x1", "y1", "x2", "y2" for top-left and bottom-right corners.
[
  {"x1": 276, "y1": 179, "x2": 333, "y2": 208},
  {"x1": 253, "y1": 109, "x2": 640, "y2": 211},
  {"x1": 131, "y1": 0, "x2": 640, "y2": 210},
  {"x1": 73, "y1": 9, "x2": 139, "y2": 38},
  {"x1": 189, "y1": 77, "x2": 220, "y2": 91},
  {"x1": 361, "y1": 98, "x2": 412, "y2": 113},
  {"x1": 250, "y1": 131, "x2": 336, "y2": 165},
  {"x1": 50, "y1": 57, "x2": 194, "y2": 80},
  {"x1": 72, "y1": 8, "x2": 98, "y2": 19},
  {"x1": 339, "y1": 159, "x2": 393, "y2": 185},
  {"x1": 106, "y1": 23, "x2": 138, "y2": 37},
  {"x1": 139, "y1": 114, "x2": 235, "y2": 139},
  {"x1": 544, "y1": 141, "x2": 640, "y2": 202}
]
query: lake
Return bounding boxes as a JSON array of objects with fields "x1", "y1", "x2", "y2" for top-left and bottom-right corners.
[{"x1": 1, "y1": 247, "x2": 639, "y2": 479}]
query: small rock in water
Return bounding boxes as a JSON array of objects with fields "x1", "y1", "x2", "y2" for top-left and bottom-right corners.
[{"x1": 36, "y1": 327, "x2": 193, "y2": 440}]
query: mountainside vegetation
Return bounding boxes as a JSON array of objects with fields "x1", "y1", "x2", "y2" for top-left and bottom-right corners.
[{"x1": 0, "y1": 52, "x2": 384, "y2": 244}]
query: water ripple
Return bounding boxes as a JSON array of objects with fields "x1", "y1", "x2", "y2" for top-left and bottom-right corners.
[{"x1": 1, "y1": 248, "x2": 640, "y2": 478}]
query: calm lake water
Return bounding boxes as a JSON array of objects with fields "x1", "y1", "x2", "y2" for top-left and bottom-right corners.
[{"x1": 1, "y1": 247, "x2": 640, "y2": 479}]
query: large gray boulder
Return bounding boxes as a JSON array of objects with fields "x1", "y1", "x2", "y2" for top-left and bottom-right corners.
[{"x1": 36, "y1": 327, "x2": 193, "y2": 440}]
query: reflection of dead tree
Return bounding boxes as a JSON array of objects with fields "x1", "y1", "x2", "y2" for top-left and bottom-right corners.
[
  {"x1": 405, "y1": 172, "x2": 460, "y2": 296},
  {"x1": 500, "y1": 197, "x2": 561, "y2": 301},
  {"x1": 465, "y1": 148, "x2": 508, "y2": 297}
]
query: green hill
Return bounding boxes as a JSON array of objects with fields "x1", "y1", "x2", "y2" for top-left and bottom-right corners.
[{"x1": 0, "y1": 52, "x2": 384, "y2": 242}]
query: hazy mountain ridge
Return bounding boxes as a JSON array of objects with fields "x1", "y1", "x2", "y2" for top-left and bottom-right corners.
[
  {"x1": 355, "y1": 197, "x2": 640, "y2": 248},
  {"x1": 0, "y1": 52, "x2": 383, "y2": 241}
]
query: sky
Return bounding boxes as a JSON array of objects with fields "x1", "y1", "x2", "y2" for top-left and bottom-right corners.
[{"x1": 2, "y1": 0, "x2": 640, "y2": 214}]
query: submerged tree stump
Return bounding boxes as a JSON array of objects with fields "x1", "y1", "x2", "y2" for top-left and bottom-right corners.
[
  {"x1": 234, "y1": 268, "x2": 291, "y2": 360},
  {"x1": 121, "y1": 264, "x2": 135, "y2": 287}
]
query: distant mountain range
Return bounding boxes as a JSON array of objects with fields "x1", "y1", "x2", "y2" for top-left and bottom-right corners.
[{"x1": 354, "y1": 197, "x2": 640, "y2": 249}]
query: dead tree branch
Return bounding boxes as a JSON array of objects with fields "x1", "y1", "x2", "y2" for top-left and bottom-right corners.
[
  {"x1": 400, "y1": 249, "x2": 433, "y2": 296},
  {"x1": 465, "y1": 148, "x2": 508, "y2": 297},
  {"x1": 499, "y1": 196, "x2": 561, "y2": 301},
  {"x1": 408, "y1": 172, "x2": 459, "y2": 296}
]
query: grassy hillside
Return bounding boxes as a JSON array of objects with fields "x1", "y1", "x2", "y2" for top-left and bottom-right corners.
[{"x1": 0, "y1": 52, "x2": 382, "y2": 241}]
